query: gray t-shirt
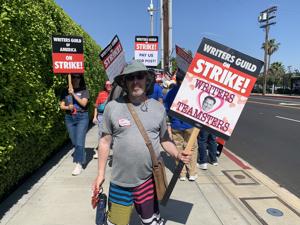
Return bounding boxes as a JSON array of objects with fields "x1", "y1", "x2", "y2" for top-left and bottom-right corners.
[{"x1": 102, "y1": 96, "x2": 169, "y2": 187}]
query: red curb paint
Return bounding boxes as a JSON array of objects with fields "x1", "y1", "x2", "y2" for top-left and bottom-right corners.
[{"x1": 223, "y1": 148, "x2": 251, "y2": 169}]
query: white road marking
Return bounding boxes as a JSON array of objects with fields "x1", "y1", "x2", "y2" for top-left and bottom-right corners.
[
  {"x1": 279, "y1": 103, "x2": 300, "y2": 106},
  {"x1": 275, "y1": 116, "x2": 300, "y2": 123},
  {"x1": 248, "y1": 100, "x2": 300, "y2": 110},
  {"x1": 250, "y1": 96, "x2": 300, "y2": 104}
]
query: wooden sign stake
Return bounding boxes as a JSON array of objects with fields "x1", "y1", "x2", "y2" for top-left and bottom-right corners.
[{"x1": 161, "y1": 128, "x2": 200, "y2": 206}]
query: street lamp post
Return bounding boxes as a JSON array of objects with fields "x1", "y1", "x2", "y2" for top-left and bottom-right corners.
[
  {"x1": 258, "y1": 6, "x2": 277, "y2": 95},
  {"x1": 147, "y1": 0, "x2": 155, "y2": 36}
]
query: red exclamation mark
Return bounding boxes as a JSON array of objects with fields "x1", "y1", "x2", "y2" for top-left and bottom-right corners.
[{"x1": 241, "y1": 79, "x2": 250, "y2": 94}]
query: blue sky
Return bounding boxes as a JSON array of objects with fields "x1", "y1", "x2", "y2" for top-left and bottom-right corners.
[{"x1": 54, "y1": 0, "x2": 300, "y2": 71}]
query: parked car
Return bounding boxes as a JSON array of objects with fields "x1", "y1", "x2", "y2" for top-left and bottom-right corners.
[{"x1": 275, "y1": 87, "x2": 291, "y2": 94}]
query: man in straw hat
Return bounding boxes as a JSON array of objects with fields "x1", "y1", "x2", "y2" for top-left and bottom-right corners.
[{"x1": 92, "y1": 60, "x2": 191, "y2": 225}]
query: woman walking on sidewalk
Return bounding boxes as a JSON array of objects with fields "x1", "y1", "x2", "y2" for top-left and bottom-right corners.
[{"x1": 60, "y1": 74, "x2": 89, "y2": 176}]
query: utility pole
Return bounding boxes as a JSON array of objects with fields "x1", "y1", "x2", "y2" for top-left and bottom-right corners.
[
  {"x1": 160, "y1": 0, "x2": 164, "y2": 70},
  {"x1": 147, "y1": 0, "x2": 155, "y2": 36},
  {"x1": 259, "y1": 6, "x2": 277, "y2": 95},
  {"x1": 169, "y1": 0, "x2": 172, "y2": 73},
  {"x1": 163, "y1": 0, "x2": 169, "y2": 73}
]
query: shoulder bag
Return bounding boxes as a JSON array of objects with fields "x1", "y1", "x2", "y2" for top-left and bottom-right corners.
[{"x1": 126, "y1": 102, "x2": 168, "y2": 201}]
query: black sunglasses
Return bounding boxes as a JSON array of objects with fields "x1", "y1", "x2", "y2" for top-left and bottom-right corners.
[{"x1": 125, "y1": 73, "x2": 146, "y2": 81}]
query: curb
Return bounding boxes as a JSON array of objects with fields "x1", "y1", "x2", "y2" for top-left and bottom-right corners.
[
  {"x1": 251, "y1": 93, "x2": 300, "y2": 99},
  {"x1": 222, "y1": 148, "x2": 300, "y2": 213}
]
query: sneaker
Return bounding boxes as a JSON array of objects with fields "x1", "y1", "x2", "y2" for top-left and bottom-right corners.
[
  {"x1": 212, "y1": 162, "x2": 218, "y2": 166},
  {"x1": 93, "y1": 151, "x2": 98, "y2": 159},
  {"x1": 179, "y1": 176, "x2": 186, "y2": 181},
  {"x1": 198, "y1": 163, "x2": 208, "y2": 170},
  {"x1": 72, "y1": 163, "x2": 82, "y2": 176},
  {"x1": 189, "y1": 175, "x2": 198, "y2": 181}
]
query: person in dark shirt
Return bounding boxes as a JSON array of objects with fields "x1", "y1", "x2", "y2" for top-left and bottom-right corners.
[
  {"x1": 164, "y1": 71, "x2": 198, "y2": 181},
  {"x1": 148, "y1": 82, "x2": 163, "y2": 103},
  {"x1": 197, "y1": 129, "x2": 218, "y2": 170},
  {"x1": 60, "y1": 74, "x2": 89, "y2": 176}
]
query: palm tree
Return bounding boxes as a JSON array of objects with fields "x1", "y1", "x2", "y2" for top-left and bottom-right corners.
[
  {"x1": 268, "y1": 62, "x2": 285, "y2": 92},
  {"x1": 261, "y1": 39, "x2": 280, "y2": 93},
  {"x1": 262, "y1": 39, "x2": 280, "y2": 70}
]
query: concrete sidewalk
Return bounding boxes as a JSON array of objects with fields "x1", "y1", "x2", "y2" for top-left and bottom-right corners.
[{"x1": 1, "y1": 125, "x2": 300, "y2": 225}]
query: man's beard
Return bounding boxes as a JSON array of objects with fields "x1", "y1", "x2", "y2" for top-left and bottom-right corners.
[
  {"x1": 131, "y1": 85, "x2": 145, "y2": 97},
  {"x1": 131, "y1": 88, "x2": 145, "y2": 97}
]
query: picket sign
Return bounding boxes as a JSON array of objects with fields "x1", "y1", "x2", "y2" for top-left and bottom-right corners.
[
  {"x1": 68, "y1": 74, "x2": 72, "y2": 90},
  {"x1": 161, "y1": 127, "x2": 200, "y2": 206},
  {"x1": 67, "y1": 74, "x2": 73, "y2": 104},
  {"x1": 183, "y1": 128, "x2": 200, "y2": 154}
]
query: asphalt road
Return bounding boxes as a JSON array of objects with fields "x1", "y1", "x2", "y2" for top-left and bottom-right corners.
[{"x1": 226, "y1": 95, "x2": 300, "y2": 198}]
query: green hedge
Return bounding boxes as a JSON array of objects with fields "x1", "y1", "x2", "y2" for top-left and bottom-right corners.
[{"x1": 0, "y1": 0, "x2": 106, "y2": 200}]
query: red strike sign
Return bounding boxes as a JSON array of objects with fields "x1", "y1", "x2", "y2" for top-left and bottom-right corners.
[
  {"x1": 135, "y1": 42, "x2": 158, "y2": 51},
  {"x1": 190, "y1": 53, "x2": 256, "y2": 97},
  {"x1": 52, "y1": 53, "x2": 84, "y2": 74},
  {"x1": 51, "y1": 35, "x2": 84, "y2": 74},
  {"x1": 102, "y1": 42, "x2": 123, "y2": 70}
]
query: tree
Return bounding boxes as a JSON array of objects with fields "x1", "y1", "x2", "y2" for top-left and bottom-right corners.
[
  {"x1": 263, "y1": 39, "x2": 280, "y2": 56},
  {"x1": 268, "y1": 62, "x2": 285, "y2": 90},
  {"x1": 170, "y1": 57, "x2": 177, "y2": 73},
  {"x1": 262, "y1": 39, "x2": 280, "y2": 73},
  {"x1": 285, "y1": 66, "x2": 300, "y2": 93},
  {"x1": 166, "y1": 48, "x2": 193, "y2": 75},
  {"x1": 261, "y1": 39, "x2": 280, "y2": 94}
]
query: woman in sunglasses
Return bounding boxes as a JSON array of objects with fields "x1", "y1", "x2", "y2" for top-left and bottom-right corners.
[{"x1": 60, "y1": 74, "x2": 89, "y2": 176}]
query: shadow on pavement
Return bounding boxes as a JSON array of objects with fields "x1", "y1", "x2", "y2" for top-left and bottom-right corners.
[
  {"x1": 83, "y1": 147, "x2": 95, "y2": 169},
  {"x1": 161, "y1": 151, "x2": 176, "y2": 173},
  {"x1": 160, "y1": 199, "x2": 193, "y2": 224},
  {"x1": 129, "y1": 199, "x2": 193, "y2": 224},
  {"x1": 0, "y1": 142, "x2": 73, "y2": 219}
]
